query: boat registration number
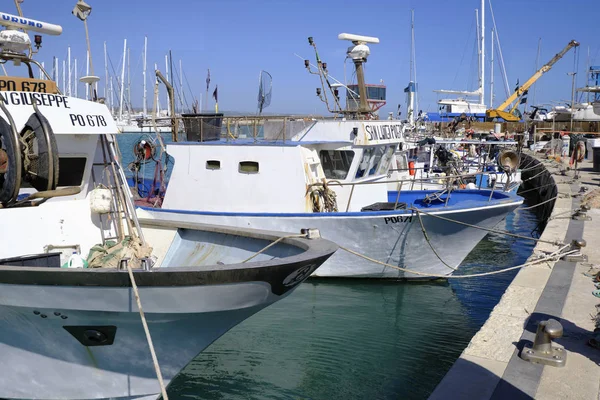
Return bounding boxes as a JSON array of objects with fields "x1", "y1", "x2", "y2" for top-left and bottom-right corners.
[
  {"x1": 0, "y1": 77, "x2": 58, "y2": 94},
  {"x1": 384, "y1": 216, "x2": 413, "y2": 224}
]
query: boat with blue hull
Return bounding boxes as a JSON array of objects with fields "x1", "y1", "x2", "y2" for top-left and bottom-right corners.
[
  {"x1": 134, "y1": 32, "x2": 523, "y2": 279},
  {"x1": 0, "y1": 10, "x2": 336, "y2": 400}
]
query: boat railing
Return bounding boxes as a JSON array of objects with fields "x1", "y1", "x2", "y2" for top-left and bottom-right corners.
[
  {"x1": 309, "y1": 168, "x2": 515, "y2": 212},
  {"x1": 138, "y1": 114, "x2": 331, "y2": 143}
]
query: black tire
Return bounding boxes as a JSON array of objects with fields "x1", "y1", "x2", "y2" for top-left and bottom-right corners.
[
  {"x1": 0, "y1": 116, "x2": 21, "y2": 205},
  {"x1": 21, "y1": 112, "x2": 59, "y2": 192}
]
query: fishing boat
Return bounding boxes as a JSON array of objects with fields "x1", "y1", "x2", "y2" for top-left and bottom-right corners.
[
  {"x1": 389, "y1": 138, "x2": 522, "y2": 193},
  {"x1": 0, "y1": 10, "x2": 336, "y2": 400},
  {"x1": 134, "y1": 32, "x2": 523, "y2": 279}
]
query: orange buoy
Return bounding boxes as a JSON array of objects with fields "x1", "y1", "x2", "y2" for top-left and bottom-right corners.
[{"x1": 408, "y1": 161, "x2": 416, "y2": 176}]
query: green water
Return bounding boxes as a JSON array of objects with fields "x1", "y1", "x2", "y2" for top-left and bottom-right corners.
[{"x1": 164, "y1": 209, "x2": 539, "y2": 400}]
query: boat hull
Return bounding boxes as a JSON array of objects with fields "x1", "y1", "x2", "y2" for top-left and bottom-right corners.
[
  {"x1": 139, "y1": 194, "x2": 521, "y2": 279},
  {"x1": 0, "y1": 224, "x2": 336, "y2": 400}
]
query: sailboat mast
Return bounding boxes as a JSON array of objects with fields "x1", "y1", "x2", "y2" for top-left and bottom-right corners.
[
  {"x1": 412, "y1": 9, "x2": 419, "y2": 117},
  {"x1": 104, "y1": 42, "x2": 109, "y2": 109},
  {"x1": 480, "y1": 0, "x2": 485, "y2": 105},
  {"x1": 118, "y1": 39, "x2": 126, "y2": 120},
  {"x1": 143, "y1": 36, "x2": 147, "y2": 117},
  {"x1": 179, "y1": 59, "x2": 183, "y2": 113},
  {"x1": 62, "y1": 60, "x2": 66, "y2": 93},
  {"x1": 74, "y1": 58, "x2": 78, "y2": 98},
  {"x1": 127, "y1": 46, "x2": 131, "y2": 118},
  {"x1": 67, "y1": 46, "x2": 71, "y2": 96},
  {"x1": 490, "y1": 29, "x2": 494, "y2": 108}
]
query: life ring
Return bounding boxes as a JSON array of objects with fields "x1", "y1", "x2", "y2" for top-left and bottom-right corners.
[
  {"x1": 20, "y1": 112, "x2": 59, "y2": 192},
  {"x1": 0, "y1": 115, "x2": 22, "y2": 205},
  {"x1": 569, "y1": 140, "x2": 586, "y2": 166}
]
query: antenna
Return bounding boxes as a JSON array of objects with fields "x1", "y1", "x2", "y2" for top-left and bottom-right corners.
[
  {"x1": 257, "y1": 70, "x2": 272, "y2": 115},
  {"x1": 338, "y1": 32, "x2": 380, "y2": 114}
]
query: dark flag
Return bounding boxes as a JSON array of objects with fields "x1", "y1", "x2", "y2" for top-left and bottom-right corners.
[
  {"x1": 514, "y1": 79, "x2": 520, "y2": 92},
  {"x1": 212, "y1": 85, "x2": 218, "y2": 102},
  {"x1": 206, "y1": 69, "x2": 210, "y2": 92},
  {"x1": 520, "y1": 90, "x2": 529, "y2": 104}
]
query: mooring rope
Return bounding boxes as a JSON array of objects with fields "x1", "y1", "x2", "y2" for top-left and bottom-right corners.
[
  {"x1": 241, "y1": 234, "x2": 308, "y2": 263},
  {"x1": 415, "y1": 210, "x2": 457, "y2": 271},
  {"x1": 519, "y1": 195, "x2": 559, "y2": 210},
  {"x1": 125, "y1": 263, "x2": 169, "y2": 400},
  {"x1": 338, "y1": 244, "x2": 575, "y2": 279},
  {"x1": 407, "y1": 207, "x2": 563, "y2": 246}
]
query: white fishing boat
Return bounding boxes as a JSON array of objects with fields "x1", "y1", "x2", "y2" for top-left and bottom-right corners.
[
  {"x1": 0, "y1": 10, "x2": 336, "y2": 400},
  {"x1": 134, "y1": 32, "x2": 523, "y2": 280},
  {"x1": 389, "y1": 138, "x2": 522, "y2": 193}
]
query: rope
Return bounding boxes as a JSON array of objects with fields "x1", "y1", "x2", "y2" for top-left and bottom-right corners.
[
  {"x1": 519, "y1": 195, "x2": 558, "y2": 210},
  {"x1": 125, "y1": 263, "x2": 169, "y2": 400},
  {"x1": 521, "y1": 168, "x2": 550, "y2": 182},
  {"x1": 415, "y1": 210, "x2": 457, "y2": 271},
  {"x1": 241, "y1": 234, "x2": 307, "y2": 263},
  {"x1": 408, "y1": 207, "x2": 563, "y2": 246},
  {"x1": 517, "y1": 181, "x2": 557, "y2": 195},
  {"x1": 337, "y1": 244, "x2": 574, "y2": 279}
]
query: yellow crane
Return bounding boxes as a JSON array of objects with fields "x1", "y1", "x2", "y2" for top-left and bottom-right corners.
[{"x1": 486, "y1": 40, "x2": 580, "y2": 122}]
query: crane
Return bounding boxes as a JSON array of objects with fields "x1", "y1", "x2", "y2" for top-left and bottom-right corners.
[{"x1": 486, "y1": 40, "x2": 580, "y2": 122}]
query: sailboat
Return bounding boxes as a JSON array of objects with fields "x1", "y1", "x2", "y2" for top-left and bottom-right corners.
[
  {"x1": 432, "y1": 0, "x2": 487, "y2": 121},
  {"x1": 0, "y1": 9, "x2": 336, "y2": 399}
]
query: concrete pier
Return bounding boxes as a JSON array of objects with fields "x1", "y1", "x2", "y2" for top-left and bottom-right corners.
[{"x1": 429, "y1": 153, "x2": 600, "y2": 400}]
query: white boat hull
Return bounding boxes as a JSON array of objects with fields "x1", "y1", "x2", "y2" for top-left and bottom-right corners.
[{"x1": 139, "y1": 196, "x2": 521, "y2": 279}]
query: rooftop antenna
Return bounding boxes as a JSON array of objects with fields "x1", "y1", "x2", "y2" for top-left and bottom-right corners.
[
  {"x1": 257, "y1": 70, "x2": 272, "y2": 115},
  {"x1": 72, "y1": 0, "x2": 99, "y2": 100}
]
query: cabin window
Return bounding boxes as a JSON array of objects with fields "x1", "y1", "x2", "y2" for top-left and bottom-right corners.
[
  {"x1": 319, "y1": 150, "x2": 355, "y2": 180},
  {"x1": 239, "y1": 161, "x2": 259, "y2": 173},
  {"x1": 377, "y1": 145, "x2": 397, "y2": 175},
  {"x1": 58, "y1": 157, "x2": 87, "y2": 186},
  {"x1": 355, "y1": 147, "x2": 372, "y2": 179},
  {"x1": 206, "y1": 160, "x2": 221, "y2": 170},
  {"x1": 366, "y1": 146, "x2": 384, "y2": 176}
]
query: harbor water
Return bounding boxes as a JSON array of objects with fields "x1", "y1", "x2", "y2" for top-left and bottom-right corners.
[{"x1": 116, "y1": 134, "x2": 540, "y2": 399}]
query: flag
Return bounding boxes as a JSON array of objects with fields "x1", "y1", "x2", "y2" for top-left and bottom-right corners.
[
  {"x1": 514, "y1": 79, "x2": 519, "y2": 92},
  {"x1": 206, "y1": 69, "x2": 210, "y2": 92},
  {"x1": 520, "y1": 90, "x2": 529, "y2": 104},
  {"x1": 212, "y1": 85, "x2": 218, "y2": 102}
]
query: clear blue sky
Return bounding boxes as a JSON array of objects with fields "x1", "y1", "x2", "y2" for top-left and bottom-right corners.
[{"x1": 8, "y1": 0, "x2": 600, "y2": 115}]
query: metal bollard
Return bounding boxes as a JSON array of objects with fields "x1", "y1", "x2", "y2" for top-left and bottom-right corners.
[
  {"x1": 562, "y1": 239, "x2": 588, "y2": 262},
  {"x1": 521, "y1": 319, "x2": 567, "y2": 367}
]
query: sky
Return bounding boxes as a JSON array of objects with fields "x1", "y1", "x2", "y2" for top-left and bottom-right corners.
[{"x1": 5, "y1": 0, "x2": 600, "y2": 116}]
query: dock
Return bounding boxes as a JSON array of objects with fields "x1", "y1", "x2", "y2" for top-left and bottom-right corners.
[{"x1": 429, "y1": 153, "x2": 600, "y2": 400}]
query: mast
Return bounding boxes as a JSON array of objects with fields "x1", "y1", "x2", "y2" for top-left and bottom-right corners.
[
  {"x1": 104, "y1": 41, "x2": 109, "y2": 109},
  {"x1": 165, "y1": 54, "x2": 169, "y2": 116},
  {"x1": 412, "y1": 10, "x2": 419, "y2": 117},
  {"x1": 155, "y1": 62, "x2": 161, "y2": 115},
  {"x1": 110, "y1": 80, "x2": 114, "y2": 115},
  {"x1": 67, "y1": 46, "x2": 71, "y2": 96},
  {"x1": 127, "y1": 46, "x2": 131, "y2": 119},
  {"x1": 85, "y1": 50, "x2": 90, "y2": 100},
  {"x1": 52, "y1": 57, "x2": 57, "y2": 82},
  {"x1": 62, "y1": 60, "x2": 66, "y2": 93},
  {"x1": 480, "y1": 0, "x2": 485, "y2": 105},
  {"x1": 118, "y1": 39, "x2": 126, "y2": 120},
  {"x1": 143, "y1": 36, "x2": 147, "y2": 117},
  {"x1": 407, "y1": 9, "x2": 415, "y2": 124},
  {"x1": 179, "y1": 59, "x2": 183, "y2": 113},
  {"x1": 490, "y1": 29, "x2": 494, "y2": 107},
  {"x1": 39, "y1": 62, "x2": 44, "y2": 80},
  {"x1": 74, "y1": 58, "x2": 78, "y2": 98},
  {"x1": 532, "y1": 38, "x2": 541, "y2": 108}
]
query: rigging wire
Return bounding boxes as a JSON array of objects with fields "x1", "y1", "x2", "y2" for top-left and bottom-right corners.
[{"x1": 451, "y1": 15, "x2": 475, "y2": 89}]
